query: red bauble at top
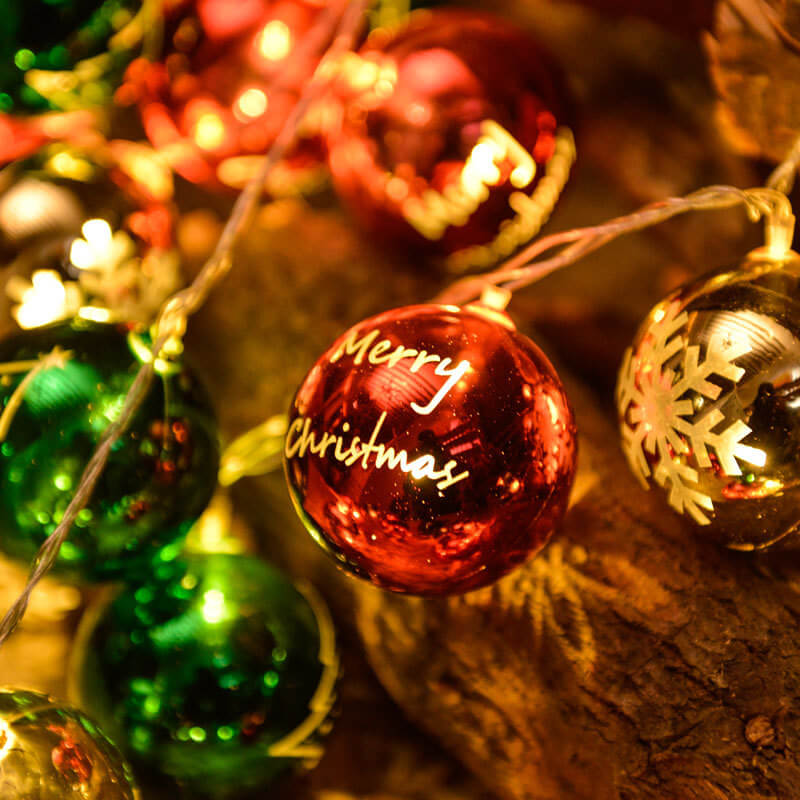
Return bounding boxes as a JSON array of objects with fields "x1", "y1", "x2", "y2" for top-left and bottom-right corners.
[
  {"x1": 121, "y1": 0, "x2": 330, "y2": 191},
  {"x1": 284, "y1": 303, "x2": 577, "y2": 595},
  {"x1": 326, "y1": 10, "x2": 575, "y2": 273}
]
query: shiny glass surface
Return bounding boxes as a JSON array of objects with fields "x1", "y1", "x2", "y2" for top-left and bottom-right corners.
[
  {"x1": 74, "y1": 554, "x2": 335, "y2": 798},
  {"x1": 285, "y1": 303, "x2": 577, "y2": 594},
  {"x1": 0, "y1": 687, "x2": 139, "y2": 799},
  {"x1": 327, "y1": 10, "x2": 569, "y2": 264},
  {"x1": 617, "y1": 250, "x2": 800, "y2": 550},
  {"x1": 0, "y1": 319, "x2": 219, "y2": 581},
  {"x1": 125, "y1": 0, "x2": 326, "y2": 190}
]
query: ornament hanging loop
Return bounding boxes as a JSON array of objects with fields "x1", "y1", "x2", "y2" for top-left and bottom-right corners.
[{"x1": 738, "y1": 187, "x2": 796, "y2": 261}]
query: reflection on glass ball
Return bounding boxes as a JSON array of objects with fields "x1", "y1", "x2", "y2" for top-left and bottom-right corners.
[
  {"x1": 122, "y1": 0, "x2": 329, "y2": 191},
  {"x1": 327, "y1": 10, "x2": 574, "y2": 271},
  {"x1": 0, "y1": 319, "x2": 219, "y2": 581},
  {"x1": 0, "y1": 687, "x2": 139, "y2": 799},
  {"x1": 285, "y1": 303, "x2": 577, "y2": 595},
  {"x1": 617, "y1": 248, "x2": 800, "y2": 550},
  {"x1": 0, "y1": 178, "x2": 84, "y2": 246},
  {"x1": 73, "y1": 553, "x2": 338, "y2": 797}
]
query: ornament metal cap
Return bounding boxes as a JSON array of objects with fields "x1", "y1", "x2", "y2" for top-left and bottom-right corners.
[
  {"x1": 462, "y1": 285, "x2": 515, "y2": 329},
  {"x1": 763, "y1": 208, "x2": 796, "y2": 262}
]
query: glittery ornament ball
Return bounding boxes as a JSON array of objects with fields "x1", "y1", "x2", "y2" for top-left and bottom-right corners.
[
  {"x1": 122, "y1": 0, "x2": 329, "y2": 191},
  {"x1": 284, "y1": 303, "x2": 577, "y2": 595},
  {"x1": 0, "y1": 176, "x2": 85, "y2": 249},
  {"x1": 0, "y1": 319, "x2": 219, "y2": 581},
  {"x1": 0, "y1": 0, "x2": 144, "y2": 114},
  {"x1": 326, "y1": 10, "x2": 575, "y2": 272},
  {"x1": 0, "y1": 688, "x2": 139, "y2": 799},
  {"x1": 617, "y1": 247, "x2": 800, "y2": 550},
  {"x1": 73, "y1": 553, "x2": 338, "y2": 798}
]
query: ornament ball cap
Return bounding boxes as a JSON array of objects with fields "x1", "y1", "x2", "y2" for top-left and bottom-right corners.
[{"x1": 462, "y1": 285, "x2": 516, "y2": 330}]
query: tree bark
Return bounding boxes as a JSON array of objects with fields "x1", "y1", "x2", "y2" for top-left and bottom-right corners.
[{"x1": 355, "y1": 369, "x2": 800, "y2": 800}]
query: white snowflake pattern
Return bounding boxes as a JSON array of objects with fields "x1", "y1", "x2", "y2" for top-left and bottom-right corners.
[{"x1": 616, "y1": 300, "x2": 765, "y2": 525}]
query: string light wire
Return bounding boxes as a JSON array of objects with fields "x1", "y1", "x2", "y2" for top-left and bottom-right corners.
[
  {"x1": 435, "y1": 185, "x2": 797, "y2": 307},
  {"x1": 767, "y1": 137, "x2": 800, "y2": 195},
  {"x1": 0, "y1": 0, "x2": 371, "y2": 647}
]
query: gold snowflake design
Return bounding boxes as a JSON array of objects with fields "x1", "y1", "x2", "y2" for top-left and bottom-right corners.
[{"x1": 616, "y1": 300, "x2": 764, "y2": 525}]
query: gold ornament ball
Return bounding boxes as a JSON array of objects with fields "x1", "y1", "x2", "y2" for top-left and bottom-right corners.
[
  {"x1": 616, "y1": 246, "x2": 800, "y2": 550},
  {"x1": 0, "y1": 688, "x2": 139, "y2": 799}
]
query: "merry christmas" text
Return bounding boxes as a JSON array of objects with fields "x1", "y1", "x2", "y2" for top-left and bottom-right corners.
[
  {"x1": 285, "y1": 411, "x2": 470, "y2": 491},
  {"x1": 329, "y1": 326, "x2": 471, "y2": 415}
]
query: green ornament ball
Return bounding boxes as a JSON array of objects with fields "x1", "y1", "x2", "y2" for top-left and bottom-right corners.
[
  {"x1": 0, "y1": 319, "x2": 219, "y2": 582},
  {"x1": 72, "y1": 553, "x2": 338, "y2": 798},
  {"x1": 0, "y1": 0, "x2": 144, "y2": 114},
  {"x1": 0, "y1": 687, "x2": 140, "y2": 799}
]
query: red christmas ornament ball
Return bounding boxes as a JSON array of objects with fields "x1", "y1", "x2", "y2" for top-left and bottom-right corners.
[
  {"x1": 326, "y1": 10, "x2": 575, "y2": 271},
  {"x1": 284, "y1": 303, "x2": 577, "y2": 595},
  {"x1": 121, "y1": 0, "x2": 328, "y2": 191}
]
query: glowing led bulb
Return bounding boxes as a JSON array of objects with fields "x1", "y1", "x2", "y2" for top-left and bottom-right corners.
[
  {"x1": 235, "y1": 87, "x2": 268, "y2": 119},
  {"x1": 11, "y1": 270, "x2": 82, "y2": 329},
  {"x1": 193, "y1": 113, "x2": 226, "y2": 151},
  {"x1": 202, "y1": 589, "x2": 226, "y2": 623},
  {"x1": 257, "y1": 20, "x2": 292, "y2": 62},
  {"x1": 82, "y1": 218, "x2": 113, "y2": 253},
  {"x1": 70, "y1": 218, "x2": 117, "y2": 271}
]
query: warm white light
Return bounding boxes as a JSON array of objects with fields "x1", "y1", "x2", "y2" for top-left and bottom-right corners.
[
  {"x1": 469, "y1": 142, "x2": 500, "y2": 179},
  {"x1": 0, "y1": 179, "x2": 82, "y2": 241},
  {"x1": 12, "y1": 270, "x2": 82, "y2": 330},
  {"x1": 258, "y1": 20, "x2": 292, "y2": 61},
  {"x1": 78, "y1": 306, "x2": 112, "y2": 322},
  {"x1": 236, "y1": 87, "x2": 268, "y2": 119},
  {"x1": 402, "y1": 120, "x2": 540, "y2": 242},
  {"x1": 0, "y1": 719, "x2": 15, "y2": 763},
  {"x1": 510, "y1": 162, "x2": 535, "y2": 188},
  {"x1": 193, "y1": 113, "x2": 226, "y2": 151},
  {"x1": 738, "y1": 446, "x2": 767, "y2": 468},
  {"x1": 70, "y1": 218, "x2": 136, "y2": 275},
  {"x1": 48, "y1": 150, "x2": 94, "y2": 181},
  {"x1": 70, "y1": 218, "x2": 116, "y2": 271},
  {"x1": 339, "y1": 53, "x2": 392, "y2": 94},
  {"x1": 763, "y1": 205, "x2": 795, "y2": 262},
  {"x1": 202, "y1": 589, "x2": 226, "y2": 624},
  {"x1": 127, "y1": 331, "x2": 182, "y2": 376},
  {"x1": 69, "y1": 238, "x2": 94, "y2": 270},
  {"x1": 82, "y1": 218, "x2": 112, "y2": 251}
]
